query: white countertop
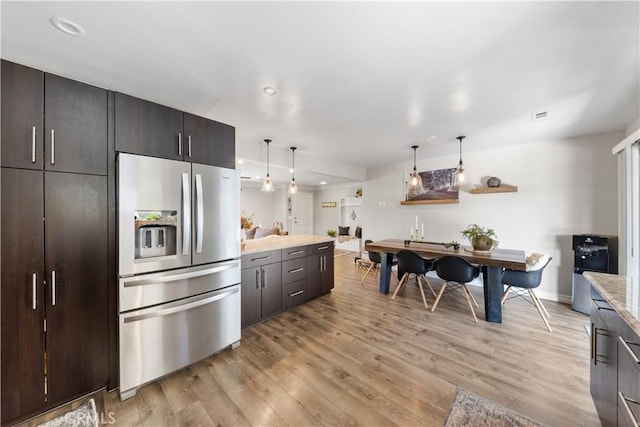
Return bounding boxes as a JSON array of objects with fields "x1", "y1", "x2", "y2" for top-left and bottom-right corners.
[
  {"x1": 242, "y1": 234, "x2": 334, "y2": 254},
  {"x1": 584, "y1": 272, "x2": 640, "y2": 336}
]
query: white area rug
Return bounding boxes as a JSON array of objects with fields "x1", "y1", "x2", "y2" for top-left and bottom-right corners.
[
  {"x1": 38, "y1": 398, "x2": 98, "y2": 427},
  {"x1": 444, "y1": 388, "x2": 544, "y2": 427}
]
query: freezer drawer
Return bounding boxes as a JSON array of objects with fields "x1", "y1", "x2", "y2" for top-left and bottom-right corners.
[
  {"x1": 119, "y1": 260, "x2": 240, "y2": 312},
  {"x1": 119, "y1": 285, "x2": 240, "y2": 399}
]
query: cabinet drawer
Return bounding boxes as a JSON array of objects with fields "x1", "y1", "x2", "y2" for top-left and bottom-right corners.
[
  {"x1": 242, "y1": 249, "x2": 281, "y2": 269},
  {"x1": 618, "y1": 335, "x2": 640, "y2": 424},
  {"x1": 282, "y1": 257, "x2": 307, "y2": 284},
  {"x1": 618, "y1": 391, "x2": 640, "y2": 427},
  {"x1": 308, "y1": 241, "x2": 334, "y2": 254},
  {"x1": 282, "y1": 245, "x2": 307, "y2": 261},
  {"x1": 283, "y1": 279, "x2": 308, "y2": 309}
]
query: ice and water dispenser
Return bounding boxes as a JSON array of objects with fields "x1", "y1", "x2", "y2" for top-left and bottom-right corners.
[
  {"x1": 571, "y1": 234, "x2": 618, "y2": 314},
  {"x1": 134, "y1": 211, "x2": 177, "y2": 259}
]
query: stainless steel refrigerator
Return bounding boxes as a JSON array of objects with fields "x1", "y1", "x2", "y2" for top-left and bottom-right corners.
[{"x1": 117, "y1": 153, "x2": 241, "y2": 399}]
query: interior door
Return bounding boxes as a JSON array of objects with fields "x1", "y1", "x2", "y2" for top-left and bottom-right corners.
[
  {"x1": 45, "y1": 172, "x2": 109, "y2": 406},
  {"x1": 292, "y1": 192, "x2": 313, "y2": 235},
  {"x1": 192, "y1": 163, "x2": 240, "y2": 265},
  {"x1": 1, "y1": 168, "x2": 45, "y2": 423}
]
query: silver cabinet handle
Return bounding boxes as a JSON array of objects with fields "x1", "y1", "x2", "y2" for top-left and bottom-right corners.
[
  {"x1": 178, "y1": 132, "x2": 183, "y2": 156},
  {"x1": 319, "y1": 257, "x2": 323, "y2": 270},
  {"x1": 262, "y1": 269, "x2": 268, "y2": 288},
  {"x1": 188, "y1": 135, "x2": 192, "y2": 158},
  {"x1": 255, "y1": 270, "x2": 260, "y2": 289},
  {"x1": 318, "y1": 246, "x2": 329, "y2": 251},
  {"x1": 51, "y1": 271, "x2": 56, "y2": 306},
  {"x1": 288, "y1": 250, "x2": 304, "y2": 256},
  {"x1": 195, "y1": 174, "x2": 204, "y2": 254},
  {"x1": 32, "y1": 126, "x2": 37, "y2": 163},
  {"x1": 290, "y1": 290, "x2": 304, "y2": 297},
  {"x1": 181, "y1": 172, "x2": 190, "y2": 255},
  {"x1": 618, "y1": 336, "x2": 640, "y2": 364},
  {"x1": 50, "y1": 129, "x2": 55, "y2": 164},
  {"x1": 251, "y1": 255, "x2": 270, "y2": 262},
  {"x1": 32, "y1": 273, "x2": 37, "y2": 310},
  {"x1": 618, "y1": 392, "x2": 639, "y2": 426},
  {"x1": 289, "y1": 268, "x2": 304, "y2": 274}
]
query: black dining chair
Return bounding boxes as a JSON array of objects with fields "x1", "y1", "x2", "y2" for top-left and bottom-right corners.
[
  {"x1": 360, "y1": 240, "x2": 398, "y2": 285},
  {"x1": 391, "y1": 250, "x2": 436, "y2": 309},
  {"x1": 433, "y1": 256, "x2": 481, "y2": 323},
  {"x1": 501, "y1": 256, "x2": 553, "y2": 332}
]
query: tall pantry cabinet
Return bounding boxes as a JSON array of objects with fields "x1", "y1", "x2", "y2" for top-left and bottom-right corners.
[{"x1": 1, "y1": 60, "x2": 109, "y2": 424}]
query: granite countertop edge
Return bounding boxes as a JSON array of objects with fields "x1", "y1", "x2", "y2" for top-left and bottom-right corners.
[
  {"x1": 584, "y1": 272, "x2": 640, "y2": 336},
  {"x1": 241, "y1": 235, "x2": 334, "y2": 254}
]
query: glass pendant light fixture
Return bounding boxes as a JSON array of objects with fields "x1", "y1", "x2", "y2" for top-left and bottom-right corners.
[
  {"x1": 408, "y1": 145, "x2": 420, "y2": 188},
  {"x1": 261, "y1": 139, "x2": 275, "y2": 192},
  {"x1": 288, "y1": 146, "x2": 298, "y2": 194},
  {"x1": 456, "y1": 135, "x2": 467, "y2": 184}
]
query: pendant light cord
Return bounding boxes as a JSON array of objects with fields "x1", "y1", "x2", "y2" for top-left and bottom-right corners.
[{"x1": 265, "y1": 139, "x2": 271, "y2": 177}]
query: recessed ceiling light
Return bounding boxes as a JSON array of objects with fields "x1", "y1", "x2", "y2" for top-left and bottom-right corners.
[
  {"x1": 237, "y1": 159, "x2": 244, "y2": 164},
  {"x1": 263, "y1": 86, "x2": 277, "y2": 96},
  {"x1": 50, "y1": 17, "x2": 86, "y2": 37},
  {"x1": 255, "y1": 176, "x2": 260, "y2": 180},
  {"x1": 320, "y1": 181, "x2": 327, "y2": 185}
]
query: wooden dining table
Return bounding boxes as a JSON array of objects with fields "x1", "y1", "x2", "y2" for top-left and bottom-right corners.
[{"x1": 365, "y1": 239, "x2": 527, "y2": 323}]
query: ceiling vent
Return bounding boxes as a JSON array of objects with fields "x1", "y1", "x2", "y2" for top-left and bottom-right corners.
[
  {"x1": 240, "y1": 176, "x2": 252, "y2": 180},
  {"x1": 532, "y1": 111, "x2": 548, "y2": 122}
]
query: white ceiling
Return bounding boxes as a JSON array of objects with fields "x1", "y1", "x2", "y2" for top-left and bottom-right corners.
[{"x1": 2, "y1": 1, "x2": 638, "y2": 187}]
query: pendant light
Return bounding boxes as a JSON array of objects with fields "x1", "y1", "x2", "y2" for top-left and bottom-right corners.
[
  {"x1": 288, "y1": 146, "x2": 298, "y2": 194},
  {"x1": 261, "y1": 139, "x2": 275, "y2": 192},
  {"x1": 456, "y1": 135, "x2": 467, "y2": 184},
  {"x1": 408, "y1": 145, "x2": 420, "y2": 188}
]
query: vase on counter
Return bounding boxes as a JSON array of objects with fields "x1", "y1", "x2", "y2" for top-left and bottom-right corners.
[{"x1": 241, "y1": 228, "x2": 247, "y2": 249}]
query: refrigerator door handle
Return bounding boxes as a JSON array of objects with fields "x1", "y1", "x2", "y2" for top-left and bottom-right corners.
[
  {"x1": 195, "y1": 173, "x2": 204, "y2": 254},
  {"x1": 182, "y1": 172, "x2": 190, "y2": 256}
]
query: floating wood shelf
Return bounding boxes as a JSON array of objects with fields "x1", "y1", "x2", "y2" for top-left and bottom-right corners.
[
  {"x1": 469, "y1": 185, "x2": 518, "y2": 194},
  {"x1": 400, "y1": 199, "x2": 459, "y2": 205}
]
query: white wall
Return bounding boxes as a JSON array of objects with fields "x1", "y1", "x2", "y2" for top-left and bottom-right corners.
[
  {"x1": 241, "y1": 185, "x2": 311, "y2": 233},
  {"x1": 313, "y1": 185, "x2": 362, "y2": 237},
  {"x1": 362, "y1": 131, "x2": 622, "y2": 303},
  {"x1": 240, "y1": 186, "x2": 282, "y2": 229}
]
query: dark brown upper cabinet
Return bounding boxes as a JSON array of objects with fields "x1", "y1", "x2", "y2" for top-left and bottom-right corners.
[
  {"x1": 183, "y1": 113, "x2": 235, "y2": 168},
  {"x1": 115, "y1": 93, "x2": 184, "y2": 161},
  {"x1": 44, "y1": 74, "x2": 108, "y2": 175},
  {"x1": 1, "y1": 60, "x2": 108, "y2": 175},
  {"x1": 1, "y1": 60, "x2": 44, "y2": 169}
]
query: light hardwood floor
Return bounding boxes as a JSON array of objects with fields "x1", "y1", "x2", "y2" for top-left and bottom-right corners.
[{"x1": 25, "y1": 254, "x2": 601, "y2": 426}]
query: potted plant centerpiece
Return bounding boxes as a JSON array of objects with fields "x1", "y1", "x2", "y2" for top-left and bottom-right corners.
[{"x1": 461, "y1": 224, "x2": 499, "y2": 251}]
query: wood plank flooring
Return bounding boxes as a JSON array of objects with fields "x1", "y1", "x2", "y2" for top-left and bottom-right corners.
[{"x1": 22, "y1": 254, "x2": 601, "y2": 426}]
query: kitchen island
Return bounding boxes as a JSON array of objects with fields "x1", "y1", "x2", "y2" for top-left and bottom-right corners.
[
  {"x1": 241, "y1": 235, "x2": 334, "y2": 328},
  {"x1": 584, "y1": 272, "x2": 639, "y2": 427}
]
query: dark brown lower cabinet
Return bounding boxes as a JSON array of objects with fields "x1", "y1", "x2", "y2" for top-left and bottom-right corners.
[
  {"x1": 241, "y1": 241, "x2": 334, "y2": 328},
  {"x1": 44, "y1": 172, "x2": 108, "y2": 406},
  {"x1": 591, "y1": 301, "x2": 617, "y2": 427},
  {"x1": 590, "y1": 285, "x2": 640, "y2": 427},
  {"x1": 1, "y1": 168, "x2": 108, "y2": 424},
  {"x1": 241, "y1": 262, "x2": 282, "y2": 328},
  {"x1": 1, "y1": 168, "x2": 45, "y2": 422},
  {"x1": 308, "y1": 243, "x2": 334, "y2": 298}
]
